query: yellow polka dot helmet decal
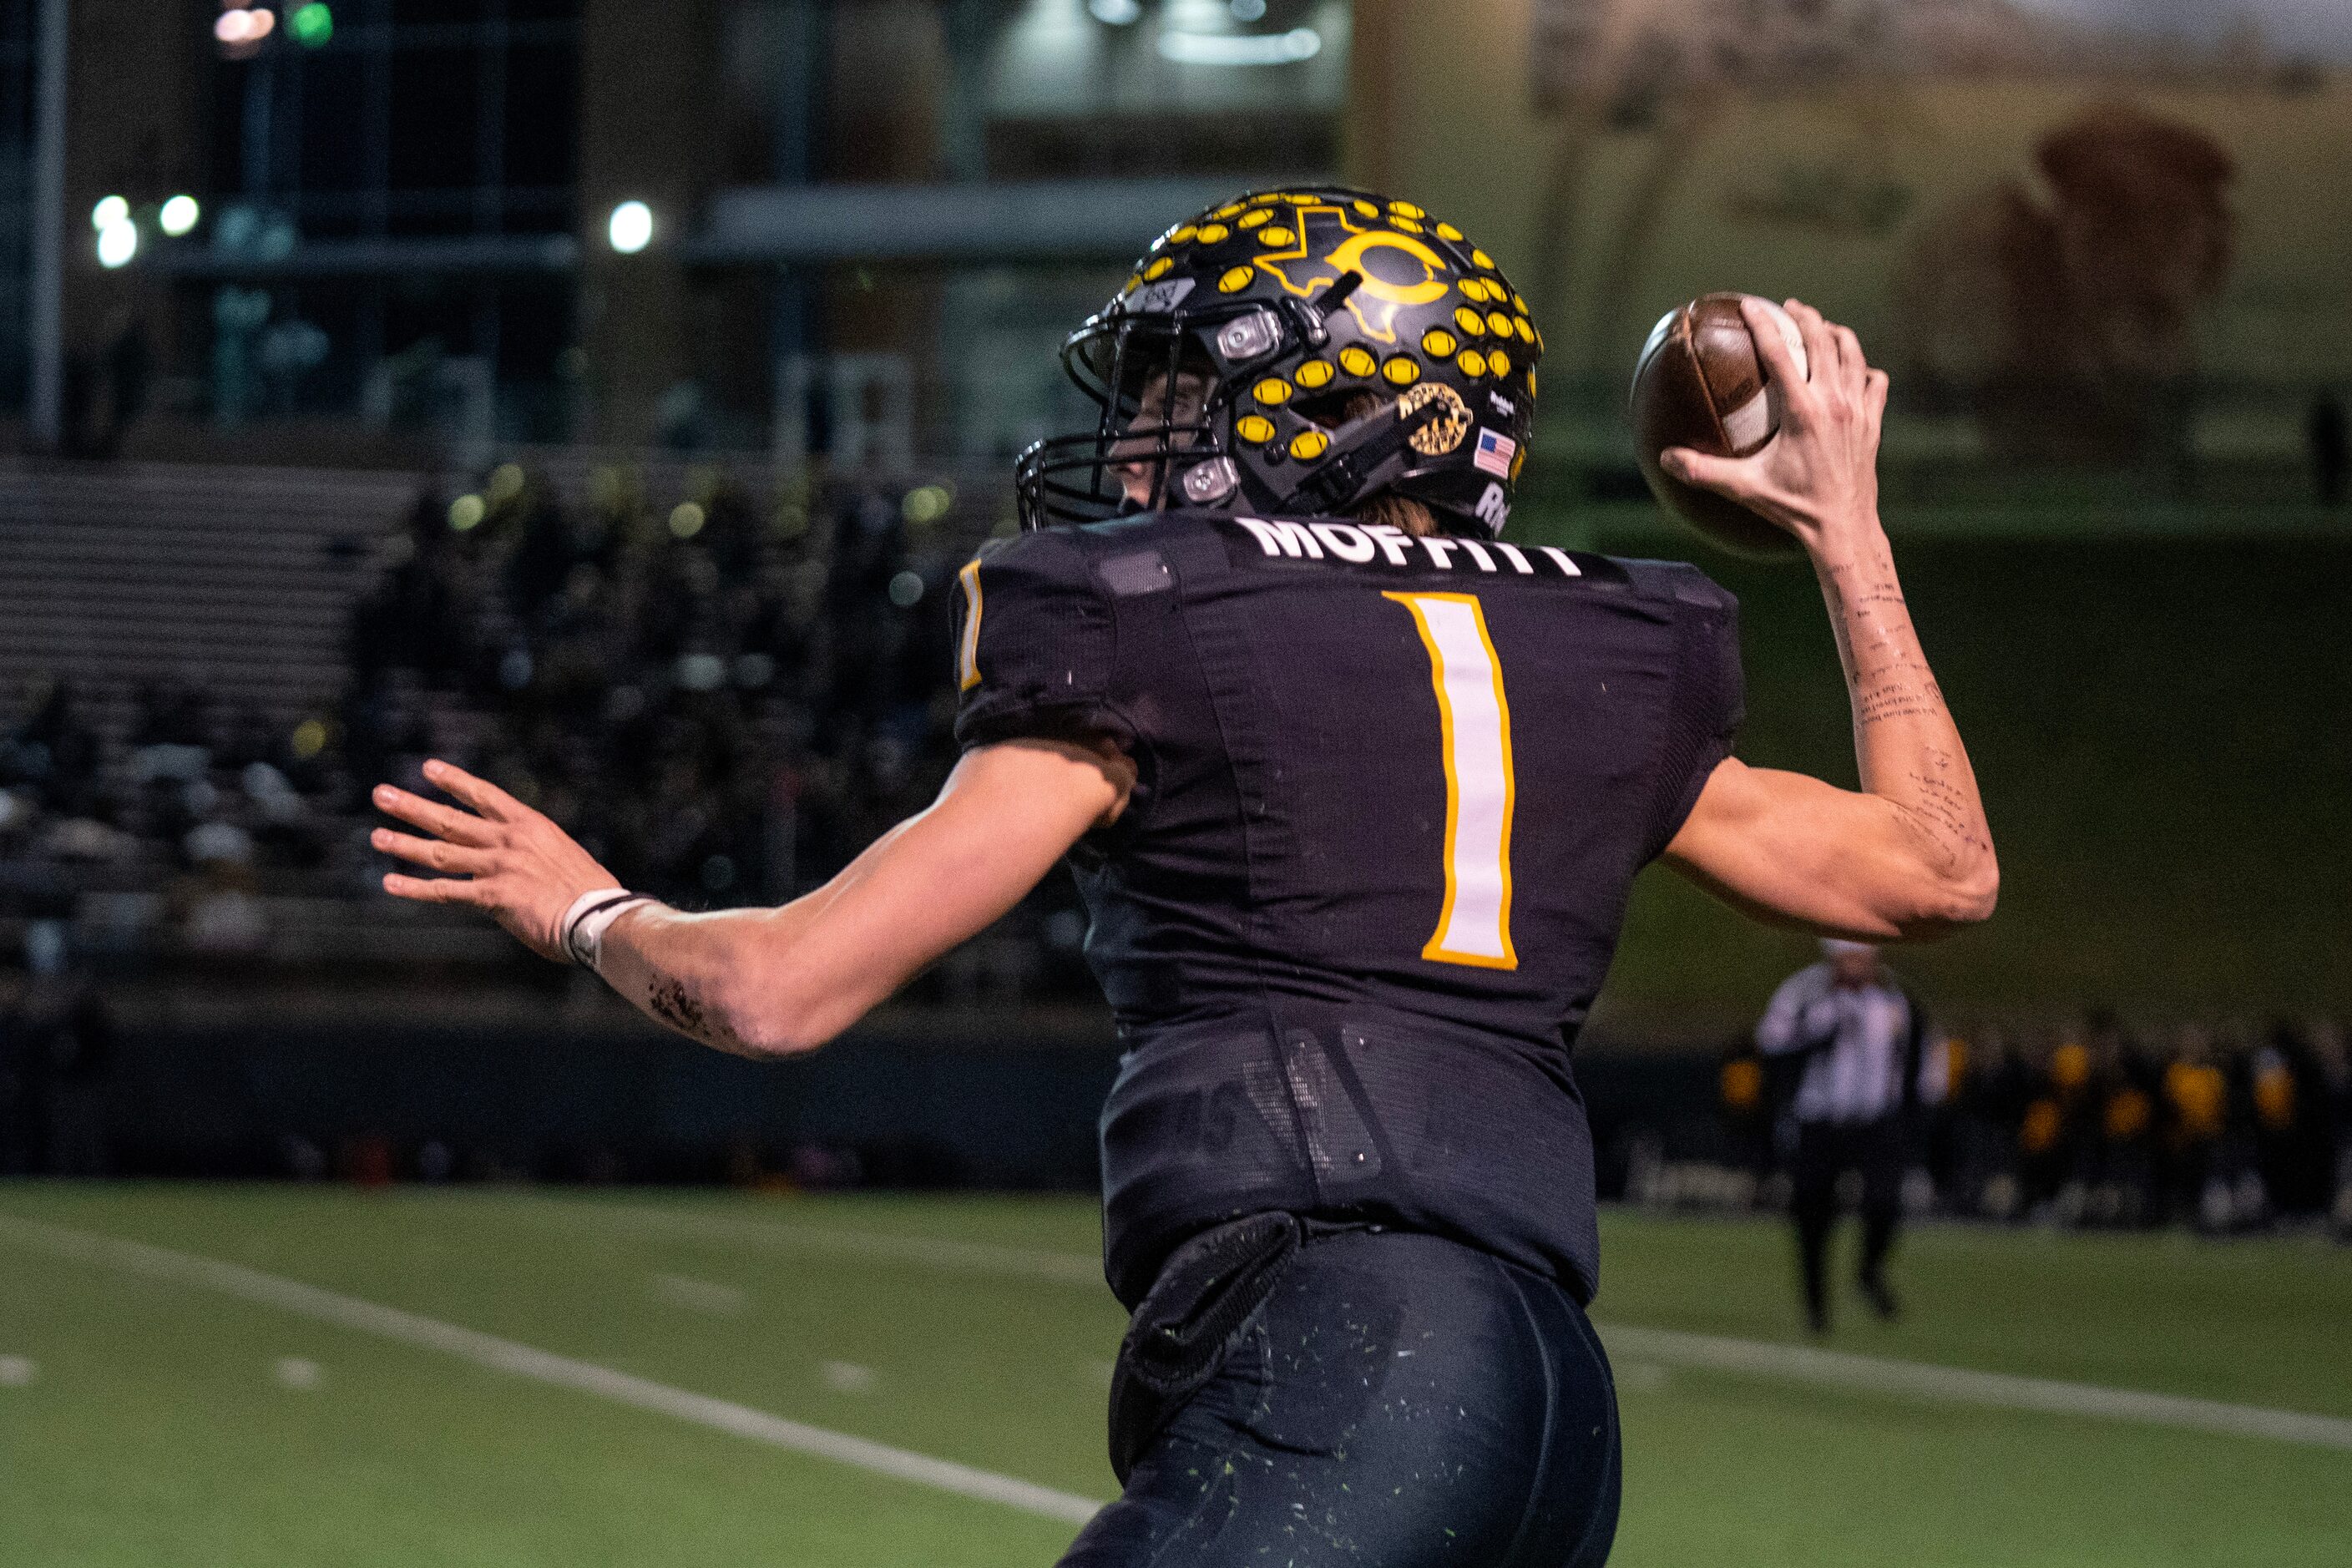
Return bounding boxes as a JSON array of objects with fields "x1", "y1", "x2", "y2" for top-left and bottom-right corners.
[{"x1": 1019, "y1": 184, "x2": 1542, "y2": 538}]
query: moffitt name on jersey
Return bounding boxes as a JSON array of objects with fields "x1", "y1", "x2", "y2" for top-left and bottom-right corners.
[{"x1": 1227, "y1": 514, "x2": 1585, "y2": 578}]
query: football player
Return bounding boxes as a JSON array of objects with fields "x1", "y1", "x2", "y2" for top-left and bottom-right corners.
[{"x1": 372, "y1": 187, "x2": 1995, "y2": 1566}]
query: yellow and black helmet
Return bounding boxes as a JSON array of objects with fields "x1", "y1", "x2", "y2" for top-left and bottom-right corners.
[{"x1": 1014, "y1": 185, "x2": 1542, "y2": 537}]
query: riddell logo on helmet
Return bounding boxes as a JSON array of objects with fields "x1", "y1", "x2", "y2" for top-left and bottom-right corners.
[{"x1": 1474, "y1": 484, "x2": 1511, "y2": 531}]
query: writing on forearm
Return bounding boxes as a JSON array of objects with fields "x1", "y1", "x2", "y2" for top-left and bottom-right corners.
[
  {"x1": 1853, "y1": 665, "x2": 1946, "y2": 727},
  {"x1": 1816, "y1": 521, "x2": 1995, "y2": 906},
  {"x1": 1896, "y1": 766, "x2": 1992, "y2": 864}
]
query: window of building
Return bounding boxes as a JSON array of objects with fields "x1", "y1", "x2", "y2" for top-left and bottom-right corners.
[{"x1": 196, "y1": 0, "x2": 581, "y2": 438}]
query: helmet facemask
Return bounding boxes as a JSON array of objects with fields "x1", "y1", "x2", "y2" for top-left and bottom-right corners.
[{"x1": 1017, "y1": 306, "x2": 1250, "y2": 528}]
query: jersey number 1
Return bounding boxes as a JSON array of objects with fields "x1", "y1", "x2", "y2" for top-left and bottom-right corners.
[{"x1": 1384, "y1": 592, "x2": 1518, "y2": 970}]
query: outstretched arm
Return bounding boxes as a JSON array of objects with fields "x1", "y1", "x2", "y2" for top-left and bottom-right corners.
[
  {"x1": 1659, "y1": 298, "x2": 1997, "y2": 943},
  {"x1": 372, "y1": 739, "x2": 1134, "y2": 1056}
]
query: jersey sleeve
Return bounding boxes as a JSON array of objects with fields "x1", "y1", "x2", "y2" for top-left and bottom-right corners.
[
  {"x1": 951, "y1": 530, "x2": 1132, "y2": 751},
  {"x1": 1642, "y1": 565, "x2": 1745, "y2": 861}
]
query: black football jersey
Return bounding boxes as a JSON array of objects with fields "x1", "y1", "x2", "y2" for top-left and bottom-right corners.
[{"x1": 953, "y1": 510, "x2": 1742, "y2": 1306}]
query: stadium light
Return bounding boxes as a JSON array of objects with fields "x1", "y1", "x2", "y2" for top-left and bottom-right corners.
[
  {"x1": 95, "y1": 219, "x2": 138, "y2": 269},
  {"x1": 608, "y1": 200, "x2": 654, "y2": 255},
  {"x1": 215, "y1": 8, "x2": 276, "y2": 46},
  {"x1": 289, "y1": 3, "x2": 332, "y2": 47},
  {"x1": 1158, "y1": 26, "x2": 1321, "y2": 65},
  {"x1": 159, "y1": 195, "x2": 201, "y2": 237},
  {"x1": 90, "y1": 194, "x2": 128, "y2": 231}
]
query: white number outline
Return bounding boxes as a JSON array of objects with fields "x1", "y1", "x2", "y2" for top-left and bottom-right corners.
[{"x1": 1383, "y1": 590, "x2": 1519, "y2": 970}]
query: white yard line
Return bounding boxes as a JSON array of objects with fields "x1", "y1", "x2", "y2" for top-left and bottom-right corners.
[
  {"x1": 648, "y1": 1273, "x2": 751, "y2": 1316},
  {"x1": 1594, "y1": 1323, "x2": 2352, "y2": 1453},
  {"x1": 527, "y1": 1202, "x2": 2352, "y2": 1454},
  {"x1": 0, "y1": 1213, "x2": 1104, "y2": 1526}
]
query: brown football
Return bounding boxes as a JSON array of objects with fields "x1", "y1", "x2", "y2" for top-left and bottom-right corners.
[{"x1": 1630, "y1": 292, "x2": 1810, "y2": 559}]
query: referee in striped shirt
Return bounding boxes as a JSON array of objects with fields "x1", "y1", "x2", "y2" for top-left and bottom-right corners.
[{"x1": 1758, "y1": 939, "x2": 1943, "y2": 1334}]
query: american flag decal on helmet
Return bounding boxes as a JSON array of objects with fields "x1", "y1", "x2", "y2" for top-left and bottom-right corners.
[{"x1": 1473, "y1": 427, "x2": 1517, "y2": 478}]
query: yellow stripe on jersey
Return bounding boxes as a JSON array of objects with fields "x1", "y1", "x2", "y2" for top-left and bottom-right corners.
[{"x1": 956, "y1": 559, "x2": 984, "y2": 691}]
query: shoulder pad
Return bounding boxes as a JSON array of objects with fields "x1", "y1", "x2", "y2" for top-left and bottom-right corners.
[
  {"x1": 953, "y1": 529, "x2": 1127, "y2": 750},
  {"x1": 1617, "y1": 555, "x2": 1737, "y2": 611}
]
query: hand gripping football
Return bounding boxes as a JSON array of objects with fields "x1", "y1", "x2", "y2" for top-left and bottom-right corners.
[{"x1": 1630, "y1": 292, "x2": 1811, "y2": 559}]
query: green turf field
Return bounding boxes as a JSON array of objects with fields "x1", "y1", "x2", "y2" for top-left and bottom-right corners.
[{"x1": 3, "y1": 1186, "x2": 2347, "y2": 1566}]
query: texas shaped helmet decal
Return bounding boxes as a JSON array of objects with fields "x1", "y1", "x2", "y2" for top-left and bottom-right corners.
[{"x1": 1252, "y1": 203, "x2": 1454, "y2": 346}]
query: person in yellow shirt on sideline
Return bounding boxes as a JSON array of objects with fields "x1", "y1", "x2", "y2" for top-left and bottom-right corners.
[{"x1": 2162, "y1": 1029, "x2": 2231, "y2": 1229}]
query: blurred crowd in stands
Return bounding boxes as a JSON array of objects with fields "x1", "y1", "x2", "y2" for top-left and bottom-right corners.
[
  {"x1": 1708, "y1": 1012, "x2": 2352, "y2": 1238},
  {"x1": 0, "y1": 671, "x2": 341, "y2": 960},
  {"x1": 344, "y1": 467, "x2": 957, "y2": 908},
  {"x1": 338, "y1": 464, "x2": 1093, "y2": 1001},
  {"x1": 0, "y1": 463, "x2": 1093, "y2": 998}
]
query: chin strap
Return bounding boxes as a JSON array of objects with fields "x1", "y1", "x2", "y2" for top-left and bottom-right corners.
[{"x1": 1275, "y1": 394, "x2": 1450, "y2": 518}]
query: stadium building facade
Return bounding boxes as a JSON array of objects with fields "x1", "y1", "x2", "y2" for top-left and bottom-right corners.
[{"x1": 11, "y1": 0, "x2": 1368, "y2": 463}]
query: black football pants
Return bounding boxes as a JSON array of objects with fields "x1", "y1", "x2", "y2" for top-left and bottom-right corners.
[
  {"x1": 1789, "y1": 1115, "x2": 1906, "y2": 1330},
  {"x1": 1060, "y1": 1228, "x2": 1621, "y2": 1568}
]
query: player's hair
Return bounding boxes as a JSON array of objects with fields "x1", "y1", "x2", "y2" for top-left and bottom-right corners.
[{"x1": 1338, "y1": 392, "x2": 1443, "y2": 537}]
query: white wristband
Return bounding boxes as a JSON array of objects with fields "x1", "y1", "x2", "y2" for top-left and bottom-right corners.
[{"x1": 559, "y1": 888, "x2": 655, "y2": 970}]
